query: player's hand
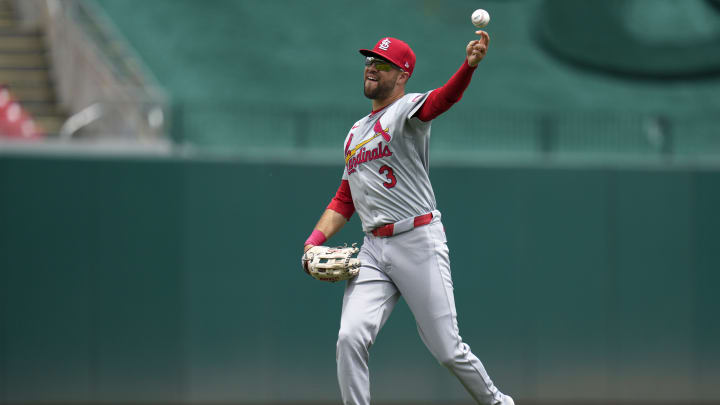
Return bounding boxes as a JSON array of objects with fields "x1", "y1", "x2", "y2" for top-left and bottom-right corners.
[
  {"x1": 466, "y1": 30, "x2": 490, "y2": 67},
  {"x1": 304, "y1": 244, "x2": 314, "y2": 253}
]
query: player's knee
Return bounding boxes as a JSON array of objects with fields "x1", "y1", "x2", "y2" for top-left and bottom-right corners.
[
  {"x1": 336, "y1": 325, "x2": 366, "y2": 352},
  {"x1": 436, "y1": 351, "x2": 458, "y2": 368},
  {"x1": 425, "y1": 342, "x2": 457, "y2": 367},
  {"x1": 434, "y1": 342, "x2": 468, "y2": 369}
]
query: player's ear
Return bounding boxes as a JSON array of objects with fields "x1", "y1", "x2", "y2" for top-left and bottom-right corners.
[{"x1": 396, "y1": 71, "x2": 409, "y2": 86}]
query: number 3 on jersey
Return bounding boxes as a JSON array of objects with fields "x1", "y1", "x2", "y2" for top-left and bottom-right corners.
[{"x1": 379, "y1": 165, "x2": 397, "y2": 189}]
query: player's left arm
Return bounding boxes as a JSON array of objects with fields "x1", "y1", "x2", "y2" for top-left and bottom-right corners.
[{"x1": 414, "y1": 30, "x2": 490, "y2": 122}]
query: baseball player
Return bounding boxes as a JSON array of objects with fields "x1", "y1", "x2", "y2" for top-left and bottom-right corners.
[{"x1": 303, "y1": 32, "x2": 515, "y2": 405}]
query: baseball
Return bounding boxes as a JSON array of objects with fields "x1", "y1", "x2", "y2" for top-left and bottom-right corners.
[{"x1": 471, "y1": 9, "x2": 490, "y2": 28}]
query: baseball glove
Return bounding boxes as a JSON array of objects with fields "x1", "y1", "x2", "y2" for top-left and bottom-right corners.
[{"x1": 302, "y1": 243, "x2": 361, "y2": 282}]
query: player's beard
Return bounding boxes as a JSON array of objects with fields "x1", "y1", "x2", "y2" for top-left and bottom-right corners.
[{"x1": 364, "y1": 76, "x2": 395, "y2": 100}]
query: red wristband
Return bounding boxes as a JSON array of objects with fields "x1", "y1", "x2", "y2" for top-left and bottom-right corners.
[{"x1": 304, "y1": 229, "x2": 327, "y2": 247}]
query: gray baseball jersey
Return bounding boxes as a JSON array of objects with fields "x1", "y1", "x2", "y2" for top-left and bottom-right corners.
[{"x1": 341, "y1": 92, "x2": 436, "y2": 232}]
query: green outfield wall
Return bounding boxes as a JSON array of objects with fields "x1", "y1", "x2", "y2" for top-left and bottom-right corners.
[{"x1": 1, "y1": 154, "x2": 719, "y2": 403}]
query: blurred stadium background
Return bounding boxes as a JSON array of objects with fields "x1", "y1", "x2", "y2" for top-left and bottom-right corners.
[{"x1": 1, "y1": 0, "x2": 719, "y2": 404}]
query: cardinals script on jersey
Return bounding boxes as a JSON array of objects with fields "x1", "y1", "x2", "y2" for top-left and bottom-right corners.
[{"x1": 341, "y1": 93, "x2": 437, "y2": 233}]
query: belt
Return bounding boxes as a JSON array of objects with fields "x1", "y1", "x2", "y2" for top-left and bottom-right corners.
[{"x1": 371, "y1": 213, "x2": 434, "y2": 237}]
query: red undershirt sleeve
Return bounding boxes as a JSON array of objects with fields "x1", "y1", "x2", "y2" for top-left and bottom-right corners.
[
  {"x1": 326, "y1": 179, "x2": 355, "y2": 220},
  {"x1": 415, "y1": 59, "x2": 478, "y2": 122}
]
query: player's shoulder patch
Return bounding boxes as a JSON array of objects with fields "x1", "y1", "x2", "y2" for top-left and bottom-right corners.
[
  {"x1": 404, "y1": 91, "x2": 432, "y2": 121},
  {"x1": 406, "y1": 93, "x2": 425, "y2": 104}
]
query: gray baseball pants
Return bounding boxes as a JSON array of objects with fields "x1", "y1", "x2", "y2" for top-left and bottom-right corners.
[{"x1": 336, "y1": 214, "x2": 506, "y2": 405}]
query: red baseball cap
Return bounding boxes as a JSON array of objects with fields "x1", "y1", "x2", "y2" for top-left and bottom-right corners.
[{"x1": 359, "y1": 37, "x2": 416, "y2": 77}]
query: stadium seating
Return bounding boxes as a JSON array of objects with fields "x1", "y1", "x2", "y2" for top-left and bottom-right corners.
[
  {"x1": 93, "y1": 0, "x2": 720, "y2": 161},
  {"x1": 0, "y1": 85, "x2": 44, "y2": 139},
  {"x1": 0, "y1": 0, "x2": 64, "y2": 136}
]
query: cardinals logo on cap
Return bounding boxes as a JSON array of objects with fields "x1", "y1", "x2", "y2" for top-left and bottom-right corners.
[{"x1": 379, "y1": 38, "x2": 391, "y2": 50}]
